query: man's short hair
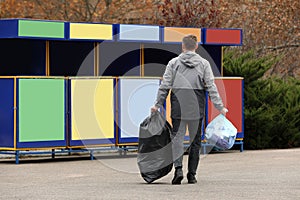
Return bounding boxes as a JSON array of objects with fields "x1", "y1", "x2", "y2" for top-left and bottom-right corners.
[{"x1": 182, "y1": 34, "x2": 198, "y2": 50}]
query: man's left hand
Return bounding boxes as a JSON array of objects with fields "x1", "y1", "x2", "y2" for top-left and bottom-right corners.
[
  {"x1": 151, "y1": 106, "x2": 159, "y2": 113},
  {"x1": 221, "y1": 107, "x2": 228, "y2": 116}
]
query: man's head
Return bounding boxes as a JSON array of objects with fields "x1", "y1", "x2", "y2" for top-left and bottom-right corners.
[{"x1": 182, "y1": 34, "x2": 198, "y2": 52}]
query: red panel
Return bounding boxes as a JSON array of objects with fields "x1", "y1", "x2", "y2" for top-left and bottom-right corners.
[
  {"x1": 207, "y1": 79, "x2": 243, "y2": 132},
  {"x1": 206, "y1": 29, "x2": 241, "y2": 45}
]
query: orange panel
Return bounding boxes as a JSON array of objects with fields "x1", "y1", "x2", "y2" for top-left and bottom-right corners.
[
  {"x1": 166, "y1": 92, "x2": 172, "y2": 124},
  {"x1": 165, "y1": 92, "x2": 189, "y2": 138},
  {"x1": 164, "y1": 27, "x2": 201, "y2": 43}
]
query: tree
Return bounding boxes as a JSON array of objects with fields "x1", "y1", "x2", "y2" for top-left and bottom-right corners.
[
  {"x1": 220, "y1": 0, "x2": 300, "y2": 78},
  {"x1": 154, "y1": 0, "x2": 223, "y2": 27},
  {"x1": 0, "y1": 0, "x2": 36, "y2": 18},
  {"x1": 224, "y1": 49, "x2": 300, "y2": 149},
  {"x1": 0, "y1": 0, "x2": 153, "y2": 23}
]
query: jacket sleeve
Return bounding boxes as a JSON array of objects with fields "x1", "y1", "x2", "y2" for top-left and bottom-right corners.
[
  {"x1": 154, "y1": 60, "x2": 175, "y2": 108},
  {"x1": 202, "y1": 60, "x2": 224, "y2": 111}
]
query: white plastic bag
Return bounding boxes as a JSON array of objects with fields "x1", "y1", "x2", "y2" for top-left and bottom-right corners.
[{"x1": 205, "y1": 114, "x2": 237, "y2": 150}]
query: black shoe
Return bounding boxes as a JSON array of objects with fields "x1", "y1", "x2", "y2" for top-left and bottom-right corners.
[
  {"x1": 172, "y1": 168, "x2": 183, "y2": 185},
  {"x1": 187, "y1": 173, "x2": 197, "y2": 184}
]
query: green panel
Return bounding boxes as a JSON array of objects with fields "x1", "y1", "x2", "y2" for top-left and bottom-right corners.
[
  {"x1": 18, "y1": 20, "x2": 65, "y2": 38},
  {"x1": 19, "y1": 79, "x2": 65, "y2": 142}
]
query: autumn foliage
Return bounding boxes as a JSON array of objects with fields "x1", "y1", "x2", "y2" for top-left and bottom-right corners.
[
  {"x1": 154, "y1": 0, "x2": 223, "y2": 27},
  {"x1": 220, "y1": 0, "x2": 300, "y2": 78}
]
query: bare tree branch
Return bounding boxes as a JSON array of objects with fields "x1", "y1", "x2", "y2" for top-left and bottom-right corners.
[
  {"x1": 90, "y1": 0, "x2": 102, "y2": 21},
  {"x1": 62, "y1": 0, "x2": 70, "y2": 21},
  {"x1": 33, "y1": 0, "x2": 51, "y2": 19},
  {"x1": 265, "y1": 44, "x2": 300, "y2": 51},
  {"x1": 84, "y1": 0, "x2": 91, "y2": 21}
]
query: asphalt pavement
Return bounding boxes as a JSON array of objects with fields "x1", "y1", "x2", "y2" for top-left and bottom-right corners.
[{"x1": 0, "y1": 148, "x2": 299, "y2": 200}]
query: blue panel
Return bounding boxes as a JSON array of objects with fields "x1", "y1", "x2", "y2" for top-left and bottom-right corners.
[
  {"x1": 118, "y1": 24, "x2": 160, "y2": 42},
  {"x1": 118, "y1": 79, "x2": 160, "y2": 144},
  {"x1": 0, "y1": 79, "x2": 15, "y2": 148},
  {"x1": 0, "y1": 19, "x2": 18, "y2": 38}
]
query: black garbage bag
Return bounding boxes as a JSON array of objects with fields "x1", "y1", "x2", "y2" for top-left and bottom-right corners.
[{"x1": 137, "y1": 111, "x2": 173, "y2": 183}]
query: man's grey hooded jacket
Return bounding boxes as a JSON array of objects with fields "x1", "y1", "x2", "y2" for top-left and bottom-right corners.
[{"x1": 155, "y1": 51, "x2": 224, "y2": 120}]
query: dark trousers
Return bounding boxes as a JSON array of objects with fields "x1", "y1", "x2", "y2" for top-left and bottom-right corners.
[{"x1": 172, "y1": 118, "x2": 203, "y2": 175}]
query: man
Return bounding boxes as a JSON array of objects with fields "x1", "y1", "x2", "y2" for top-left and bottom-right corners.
[{"x1": 151, "y1": 34, "x2": 227, "y2": 185}]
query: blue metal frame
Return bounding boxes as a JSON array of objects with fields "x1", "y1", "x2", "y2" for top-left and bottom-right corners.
[
  {"x1": 0, "y1": 19, "x2": 19, "y2": 38},
  {"x1": 202, "y1": 28, "x2": 243, "y2": 46},
  {"x1": 0, "y1": 145, "x2": 136, "y2": 164},
  {"x1": 0, "y1": 78, "x2": 15, "y2": 148},
  {"x1": 68, "y1": 78, "x2": 116, "y2": 147},
  {"x1": 117, "y1": 78, "x2": 161, "y2": 144},
  {"x1": 0, "y1": 19, "x2": 244, "y2": 46},
  {"x1": 0, "y1": 20, "x2": 245, "y2": 161},
  {"x1": 0, "y1": 19, "x2": 66, "y2": 40},
  {"x1": 16, "y1": 78, "x2": 67, "y2": 148}
]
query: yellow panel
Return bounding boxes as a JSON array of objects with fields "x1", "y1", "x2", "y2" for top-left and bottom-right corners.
[
  {"x1": 70, "y1": 23, "x2": 113, "y2": 40},
  {"x1": 94, "y1": 79, "x2": 114, "y2": 138},
  {"x1": 72, "y1": 79, "x2": 114, "y2": 140},
  {"x1": 164, "y1": 27, "x2": 201, "y2": 43}
]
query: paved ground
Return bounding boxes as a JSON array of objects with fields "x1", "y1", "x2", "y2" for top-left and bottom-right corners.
[{"x1": 0, "y1": 148, "x2": 299, "y2": 200}]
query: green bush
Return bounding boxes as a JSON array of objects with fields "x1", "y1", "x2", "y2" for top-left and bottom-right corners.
[{"x1": 223, "y1": 49, "x2": 300, "y2": 149}]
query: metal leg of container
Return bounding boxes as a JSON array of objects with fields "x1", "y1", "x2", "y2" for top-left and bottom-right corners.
[
  {"x1": 90, "y1": 150, "x2": 94, "y2": 160},
  {"x1": 51, "y1": 149, "x2": 55, "y2": 159},
  {"x1": 240, "y1": 141, "x2": 244, "y2": 152},
  {"x1": 15, "y1": 150, "x2": 20, "y2": 164}
]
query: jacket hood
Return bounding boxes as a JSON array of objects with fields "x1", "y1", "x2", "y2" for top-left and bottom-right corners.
[{"x1": 178, "y1": 51, "x2": 200, "y2": 68}]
